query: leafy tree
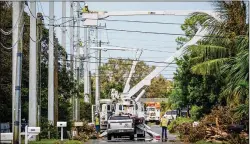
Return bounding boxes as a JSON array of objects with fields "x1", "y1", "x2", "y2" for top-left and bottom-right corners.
[
  {"x1": 170, "y1": 1, "x2": 249, "y2": 122},
  {"x1": 145, "y1": 75, "x2": 172, "y2": 98},
  {"x1": 97, "y1": 59, "x2": 154, "y2": 99}
]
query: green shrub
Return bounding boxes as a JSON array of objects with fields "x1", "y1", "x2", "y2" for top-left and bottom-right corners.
[
  {"x1": 168, "y1": 117, "x2": 194, "y2": 133},
  {"x1": 190, "y1": 105, "x2": 203, "y2": 121},
  {"x1": 39, "y1": 118, "x2": 58, "y2": 139},
  {"x1": 80, "y1": 101, "x2": 92, "y2": 122}
]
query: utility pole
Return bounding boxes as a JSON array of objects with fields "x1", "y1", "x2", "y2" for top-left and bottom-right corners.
[
  {"x1": 36, "y1": 12, "x2": 43, "y2": 141},
  {"x1": 48, "y1": 1, "x2": 54, "y2": 125},
  {"x1": 84, "y1": 26, "x2": 89, "y2": 103},
  {"x1": 70, "y1": 2, "x2": 74, "y2": 74},
  {"x1": 75, "y1": 2, "x2": 81, "y2": 121},
  {"x1": 54, "y1": 38, "x2": 59, "y2": 126},
  {"x1": 87, "y1": 28, "x2": 91, "y2": 102},
  {"x1": 29, "y1": 2, "x2": 37, "y2": 141},
  {"x1": 12, "y1": 1, "x2": 20, "y2": 134},
  {"x1": 70, "y1": 2, "x2": 76, "y2": 121},
  {"x1": 13, "y1": 1, "x2": 24, "y2": 144},
  {"x1": 62, "y1": 1, "x2": 66, "y2": 68},
  {"x1": 95, "y1": 29, "x2": 100, "y2": 111}
]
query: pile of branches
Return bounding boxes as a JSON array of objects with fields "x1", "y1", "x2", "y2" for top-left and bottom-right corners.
[
  {"x1": 72, "y1": 120, "x2": 98, "y2": 142},
  {"x1": 176, "y1": 106, "x2": 248, "y2": 144}
]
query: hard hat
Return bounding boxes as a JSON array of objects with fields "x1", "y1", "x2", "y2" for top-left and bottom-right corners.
[{"x1": 85, "y1": 3, "x2": 88, "y2": 6}]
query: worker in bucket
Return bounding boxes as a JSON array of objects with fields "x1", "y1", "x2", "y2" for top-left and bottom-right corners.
[
  {"x1": 82, "y1": 3, "x2": 89, "y2": 13},
  {"x1": 160, "y1": 115, "x2": 169, "y2": 142},
  {"x1": 95, "y1": 112, "x2": 100, "y2": 133}
]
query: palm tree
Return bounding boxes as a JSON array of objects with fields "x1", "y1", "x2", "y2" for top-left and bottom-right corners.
[{"x1": 185, "y1": 1, "x2": 248, "y2": 106}]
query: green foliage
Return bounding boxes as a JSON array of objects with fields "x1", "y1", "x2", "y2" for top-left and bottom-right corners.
[
  {"x1": 146, "y1": 75, "x2": 172, "y2": 98},
  {"x1": 80, "y1": 101, "x2": 92, "y2": 122},
  {"x1": 97, "y1": 59, "x2": 157, "y2": 99},
  {"x1": 168, "y1": 117, "x2": 194, "y2": 133},
  {"x1": 170, "y1": 3, "x2": 249, "y2": 135},
  {"x1": 190, "y1": 105, "x2": 203, "y2": 121},
  {"x1": 40, "y1": 118, "x2": 58, "y2": 139}
]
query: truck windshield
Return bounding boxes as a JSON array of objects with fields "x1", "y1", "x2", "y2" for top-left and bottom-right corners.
[
  {"x1": 172, "y1": 111, "x2": 177, "y2": 115},
  {"x1": 166, "y1": 111, "x2": 171, "y2": 115},
  {"x1": 110, "y1": 116, "x2": 130, "y2": 120},
  {"x1": 148, "y1": 108, "x2": 155, "y2": 111}
]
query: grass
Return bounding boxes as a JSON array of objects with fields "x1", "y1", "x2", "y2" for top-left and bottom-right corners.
[{"x1": 28, "y1": 139, "x2": 82, "y2": 144}]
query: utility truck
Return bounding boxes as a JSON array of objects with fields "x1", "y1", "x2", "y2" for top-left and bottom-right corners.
[{"x1": 145, "y1": 102, "x2": 161, "y2": 125}]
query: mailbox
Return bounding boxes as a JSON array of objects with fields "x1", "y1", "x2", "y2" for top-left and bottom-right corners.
[
  {"x1": 57, "y1": 122, "x2": 67, "y2": 127},
  {"x1": 28, "y1": 127, "x2": 40, "y2": 133}
]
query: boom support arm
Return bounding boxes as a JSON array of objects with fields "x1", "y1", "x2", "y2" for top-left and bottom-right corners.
[
  {"x1": 126, "y1": 28, "x2": 208, "y2": 99},
  {"x1": 123, "y1": 50, "x2": 143, "y2": 93}
]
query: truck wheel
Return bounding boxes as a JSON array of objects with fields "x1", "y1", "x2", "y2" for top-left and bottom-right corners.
[
  {"x1": 107, "y1": 134, "x2": 112, "y2": 140},
  {"x1": 130, "y1": 134, "x2": 134, "y2": 140},
  {"x1": 137, "y1": 134, "x2": 145, "y2": 138}
]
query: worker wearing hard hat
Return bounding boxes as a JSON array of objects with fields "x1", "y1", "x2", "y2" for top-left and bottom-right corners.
[
  {"x1": 160, "y1": 115, "x2": 169, "y2": 142},
  {"x1": 95, "y1": 112, "x2": 100, "y2": 133},
  {"x1": 82, "y1": 3, "x2": 89, "y2": 13}
]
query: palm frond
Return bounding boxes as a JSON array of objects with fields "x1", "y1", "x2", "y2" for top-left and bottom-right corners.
[
  {"x1": 191, "y1": 58, "x2": 229, "y2": 75},
  {"x1": 188, "y1": 44, "x2": 228, "y2": 59}
]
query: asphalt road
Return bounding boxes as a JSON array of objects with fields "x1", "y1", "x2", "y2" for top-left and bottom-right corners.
[{"x1": 86, "y1": 125, "x2": 181, "y2": 144}]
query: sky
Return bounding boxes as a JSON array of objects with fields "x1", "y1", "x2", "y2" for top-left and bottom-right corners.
[{"x1": 26, "y1": 2, "x2": 214, "y2": 80}]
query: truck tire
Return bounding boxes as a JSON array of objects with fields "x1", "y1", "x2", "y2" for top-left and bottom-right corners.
[
  {"x1": 107, "y1": 134, "x2": 112, "y2": 140},
  {"x1": 130, "y1": 134, "x2": 134, "y2": 140},
  {"x1": 156, "y1": 121, "x2": 160, "y2": 125},
  {"x1": 137, "y1": 133, "x2": 145, "y2": 138}
]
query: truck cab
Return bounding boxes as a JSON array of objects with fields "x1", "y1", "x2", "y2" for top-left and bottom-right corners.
[{"x1": 145, "y1": 102, "x2": 161, "y2": 124}]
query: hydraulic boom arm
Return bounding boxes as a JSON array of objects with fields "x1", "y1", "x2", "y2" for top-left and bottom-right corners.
[{"x1": 126, "y1": 28, "x2": 208, "y2": 99}]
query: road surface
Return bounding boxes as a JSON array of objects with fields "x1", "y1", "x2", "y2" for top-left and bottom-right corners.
[{"x1": 86, "y1": 125, "x2": 181, "y2": 144}]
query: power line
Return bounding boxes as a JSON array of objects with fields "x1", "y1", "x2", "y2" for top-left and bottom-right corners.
[
  {"x1": 0, "y1": 23, "x2": 25, "y2": 50},
  {"x1": 103, "y1": 44, "x2": 176, "y2": 53},
  {"x1": 26, "y1": 2, "x2": 37, "y2": 19},
  {"x1": 0, "y1": 5, "x2": 25, "y2": 35},
  {"x1": 45, "y1": 24, "x2": 231, "y2": 38}
]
